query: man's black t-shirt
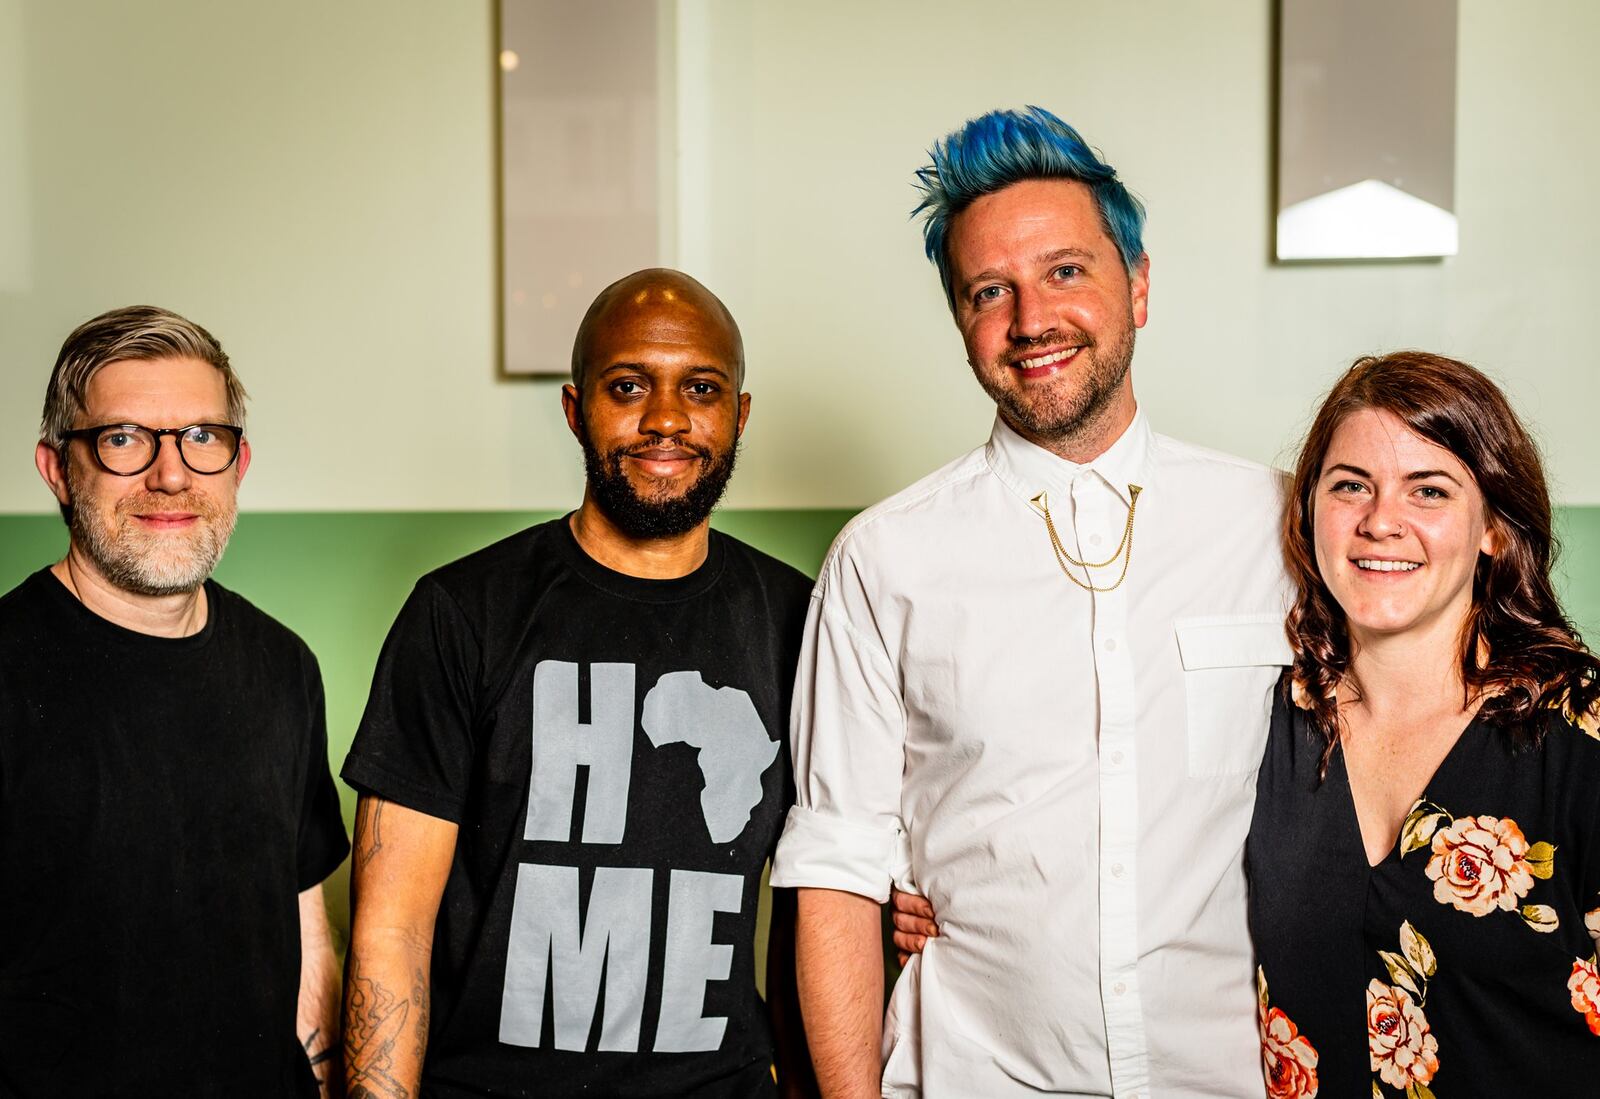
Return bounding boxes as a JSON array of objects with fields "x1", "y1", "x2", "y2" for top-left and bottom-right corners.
[
  {"x1": 0, "y1": 570, "x2": 350, "y2": 1098},
  {"x1": 342, "y1": 519, "x2": 813, "y2": 1098}
]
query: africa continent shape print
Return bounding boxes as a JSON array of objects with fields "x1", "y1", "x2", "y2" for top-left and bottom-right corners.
[
  {"x1": 500, "y1": 660, "x2": 781, "y2": 1055},
  {"x1": 643, "y1": 670, "x2": 779, "y2": 843}
]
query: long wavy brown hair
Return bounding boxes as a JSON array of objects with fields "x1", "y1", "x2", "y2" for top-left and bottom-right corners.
[{"x1": 1284, "y1": 351, "x2": 1599, "y2": 772}]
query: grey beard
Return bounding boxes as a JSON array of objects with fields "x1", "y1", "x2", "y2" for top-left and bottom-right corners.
[{"x1": 66, "y1": 467, "x2": 234, "y2": 596}]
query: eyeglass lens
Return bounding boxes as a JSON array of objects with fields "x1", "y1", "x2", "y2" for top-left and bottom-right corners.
[{"x1": 96, "y1": 426, "x2": 238, "y2": 475}]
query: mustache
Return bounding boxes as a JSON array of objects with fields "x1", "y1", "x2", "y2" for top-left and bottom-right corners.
[
  {"x1": 1003, "y1": 328, "x2": 1093, "y2": 366},
  {"x1": 615, "y1": 439, "x2": 710, "y2": 459},
  {"x1": 114, "y1": 491, "x2": 225, "y2": 520}
]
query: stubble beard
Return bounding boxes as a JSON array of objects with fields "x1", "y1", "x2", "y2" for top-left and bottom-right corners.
[
  {"x1": 976, "y1": 315, "x2": 1137, "y2": 449},
  {"x1": 66, "y1": 463, "x2": 236, "y2": 596},
  {"x1": 579, "y1": 428, "x2": 740, "y2": 541}
]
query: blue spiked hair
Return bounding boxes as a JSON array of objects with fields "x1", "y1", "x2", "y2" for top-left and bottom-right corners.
[{"x1": 912, "y1": 106, "x2": 1147, "y2": 310}]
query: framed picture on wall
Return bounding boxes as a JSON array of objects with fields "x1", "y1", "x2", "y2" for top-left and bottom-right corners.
[
  {"x1": 496, "y1": 0, "x2": 673, "y2": 377},
  {"x1": 1276, "y1": 0, "x2": 1458, "y2": 261}
]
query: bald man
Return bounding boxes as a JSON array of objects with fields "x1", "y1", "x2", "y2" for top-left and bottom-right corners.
[{"x1": 341, "y1": 269, "x2": 814, "y2": 1098}]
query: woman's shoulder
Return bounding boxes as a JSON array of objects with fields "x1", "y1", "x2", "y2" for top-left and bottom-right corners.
[
  {"x1": 1285, "y1": 665, "x2": 1318, "y2": 712},
  {"x1": 1548, "y1": 679, "x2": 1600, "y2": 742},
  {"x1": 1260, "y1": 666, "x2": 1330, "y2": 775},
  {"x1": 1523, "y1": 676, "x2": 1600, "y2": 764},
  {"x1": 1275, "y1": 665, "x2": 1331, "y2": 731}
]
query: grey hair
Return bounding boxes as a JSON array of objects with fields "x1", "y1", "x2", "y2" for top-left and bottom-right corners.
[{"x1": 40, "y1": 305, "x2": 247, "y2": 446}]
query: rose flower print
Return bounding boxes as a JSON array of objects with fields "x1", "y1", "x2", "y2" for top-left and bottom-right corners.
[
  {"x1": 1573, "y1": 902, "x2": 1600, "y2": 1037},
  {"x1": 1571, "y1": 959, "x2": 1600, "y2": 1037},
  {"x1": 1367, "y1": 979, "x2": 1440, "y2": 1090},
  {"x1": 1257, "y1": 969, "x2": 1319, "y2": 1098},
  {"x1": 1424, "y1": 814, "x2": 1536, "y2": 917}
]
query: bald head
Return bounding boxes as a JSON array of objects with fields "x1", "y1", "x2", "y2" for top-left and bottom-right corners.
[{"x1": 570, "y1": 268, "x2": 744, "y2": 391}]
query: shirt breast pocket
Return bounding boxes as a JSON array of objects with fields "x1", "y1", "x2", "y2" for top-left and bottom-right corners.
[{"x1": 1175, "y1": 614, "x2": 1293, "y2": 777}]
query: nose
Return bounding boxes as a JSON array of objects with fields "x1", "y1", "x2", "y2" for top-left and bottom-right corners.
[
  {"x1": 1356, "y1": 489, "x2": 1405, "y2": 540},
  {"x1": 638, "y1": 387, "x2": 690, "y2": 440},
  {"x1": 142, "y1": 433, "x2": 193, "y2": 493},
  {"x1": 1010, "y1": 284, "x2": 1054, "y2": 343}
]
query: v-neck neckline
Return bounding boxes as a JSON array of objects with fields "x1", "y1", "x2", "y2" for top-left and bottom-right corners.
[{"x1": 1332, "y1": 710, "x2": 1484, "y2": 871}]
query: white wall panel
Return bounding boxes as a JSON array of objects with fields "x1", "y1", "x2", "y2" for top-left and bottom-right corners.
[{"x1": 0, "y1": 1, "x2": 1594, "y2": 510}]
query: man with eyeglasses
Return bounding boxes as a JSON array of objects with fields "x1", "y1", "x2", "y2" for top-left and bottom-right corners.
[{"x1": 0, "y1": 306, "x2": 349, "y2": 1096}]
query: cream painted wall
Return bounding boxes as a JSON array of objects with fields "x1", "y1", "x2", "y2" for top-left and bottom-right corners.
[{"x1": 2, "y1": 0, "x2": 1596, "y2": 512}]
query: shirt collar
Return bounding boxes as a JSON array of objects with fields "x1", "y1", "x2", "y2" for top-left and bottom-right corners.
[{"x1": 985, "y1": 407, "x2": 1155, "y2": 508}]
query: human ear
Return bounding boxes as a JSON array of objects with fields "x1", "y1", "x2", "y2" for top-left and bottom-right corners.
[
  {"x1": 561, "y1": 384, "x2": 584, "y2": 442},
  {"x1": 1129, "y1": 253, "x2": 1151, "y2": 329},
  {"x1": 1479, "y1": 514, "x2": 1500, "y2": 557},
  {"x1": 736, "y1": 391, "x2": 751, "y2": 439},
  {"x1": 234, "y1": 437, "x2": 252, "y2": 483},
  {"x1": 35, "y1": 440, "x2": 71, "y2": 507}
]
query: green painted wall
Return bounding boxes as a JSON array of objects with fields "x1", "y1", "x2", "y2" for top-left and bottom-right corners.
[
  {"x1": 3, "y1": 506, "x2": 1598, "y2": 948},
  {"x1": 6, "y1": 505, "x2": 1600, "y2": 776},
  {"x1": 0, "y1": 509, "x2": 855, "y2": 946},
  {"x1": 0, "y1": 510, "x2": 852, "y2": 777},
  {"x1": 1561, "y1": 508, "x2": 1600, "y2": 645}
]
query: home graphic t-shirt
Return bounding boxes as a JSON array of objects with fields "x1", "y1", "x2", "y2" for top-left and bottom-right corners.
[{"x1": 342, "y1": 519, "x2": 812, "y2": 1098}]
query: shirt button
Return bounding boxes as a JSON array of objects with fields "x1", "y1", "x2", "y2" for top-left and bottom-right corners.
[
  {"x1": 1113, "y1": 982, "x2": 1127, "y2": 995},
  {"x1": 1090, "y1": 533, "x2": 1103, "y2": 546},
  {"x1": 1110, "y1": 862, "x2": 1125, "y2": 878},
  {"x1": 1104, "y1": 638, "x2": 1117, "y2": 651},
  {"x1": 1110, "y1": 751, "x2": 1125, "y2": 766}
]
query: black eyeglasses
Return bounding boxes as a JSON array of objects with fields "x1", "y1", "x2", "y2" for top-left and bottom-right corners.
[{"x1": 60, "y1": 423, "x2": 244, "y2": 476}]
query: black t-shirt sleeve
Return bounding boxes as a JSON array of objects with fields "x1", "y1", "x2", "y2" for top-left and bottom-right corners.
[
  {"x1": 342, "y1": 578, "x2": 481, "y2": 823},
  {"x1": 297, "y1": 657, "x2": 351, "y2": 891}
]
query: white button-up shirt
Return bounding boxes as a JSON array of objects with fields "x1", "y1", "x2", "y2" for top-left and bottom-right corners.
[{"x1": 771, "y1": 411, "x2": 1292, "y2": 1098}]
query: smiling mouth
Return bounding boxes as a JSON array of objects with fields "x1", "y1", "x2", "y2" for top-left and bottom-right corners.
[
  {"x1": 1354, "y1": 558, "x2": 1422, "y2": 572},
  {"x1": 627, "y1": 448, "x2": 701, "y2": 463},
  {"x1": 622, "y1": 448, "x2": 705, "y2": 479},
  {"x1": 1013, "y1": 346, "x2": 1082, "y2": 371}
]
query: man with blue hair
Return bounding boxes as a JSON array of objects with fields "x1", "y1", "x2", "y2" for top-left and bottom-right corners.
[{"x1": 771, "y1": 107, "x2": 1291, "y2": 1096}]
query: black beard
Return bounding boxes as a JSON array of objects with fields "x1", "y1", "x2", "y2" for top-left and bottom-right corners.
[{"x1": 580, "y1": 434, "x2": 739, "y2": 540}]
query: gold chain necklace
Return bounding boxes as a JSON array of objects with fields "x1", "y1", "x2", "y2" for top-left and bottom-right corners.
[{"x1": 1029, "y1": 484, "x2": 1143, "y2": 593}]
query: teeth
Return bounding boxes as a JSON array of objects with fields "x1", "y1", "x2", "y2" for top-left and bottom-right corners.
[
  {"x1": 1356, "y1": 559, "x2": 1422, "y2": 572},
  {"x1": 1017, "y1": 347, "x2": 1080, "y2": 370}
]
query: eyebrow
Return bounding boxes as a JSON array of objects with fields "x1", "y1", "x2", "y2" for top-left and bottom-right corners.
[
  {"x1": 1038, "y1": 246, "x2": 1097, "y2": 265},
  {"x1": 89, "y1": 414, "x2": 231, "y2": 427},
  {"x1": 598, "y1": 362, "x2": 732, "y2": 382},
  {"x1": 1323, "y1": 462, "x2": 1463, "y2": 486},
  {"x1": 959, "y1": 247, "x2": 1099, "y2": 297}
]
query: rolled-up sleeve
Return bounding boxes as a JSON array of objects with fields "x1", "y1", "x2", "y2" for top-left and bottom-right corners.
[{"x1": 770, "y1": 544, "x2": 909, "y2": 903}]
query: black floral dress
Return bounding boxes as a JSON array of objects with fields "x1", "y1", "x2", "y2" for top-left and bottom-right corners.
[{"x1": 1246, "y1": 676, "x2": 1600, "y2": 1098}]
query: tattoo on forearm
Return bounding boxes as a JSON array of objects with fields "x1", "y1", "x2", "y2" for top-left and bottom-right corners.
[
  {"x1": 355, "y1": 798, "x2": 387, "y2": 871},
  {"x1": 303, "y1": 1025, "x2": 337, "y2": 1073},
  {"x1": 412, "y1": 967, "x2": 430, "y2": 1061},
  {"x1": 345, "y1": 953, "x2": 415, "y2": 1099}
]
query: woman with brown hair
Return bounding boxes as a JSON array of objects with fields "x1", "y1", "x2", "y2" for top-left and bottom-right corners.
[{"x1": 1247, "y1": 351, "x2": 1600, "y2": 1098}]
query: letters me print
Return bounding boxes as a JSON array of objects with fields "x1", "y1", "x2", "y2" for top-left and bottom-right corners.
[{"x1": 499, "y1": 660, "x2": 778, "y2": 1052}]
